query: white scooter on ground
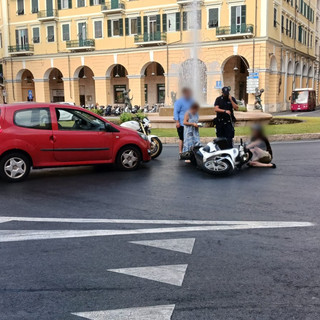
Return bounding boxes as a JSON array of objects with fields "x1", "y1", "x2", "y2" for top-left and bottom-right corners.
[
  {"x1": 192, "y1": 138, "x2": 252, "y2": 176},
  {"x1": 121, "y1": 117, "x2": 163, "y2": 159}
]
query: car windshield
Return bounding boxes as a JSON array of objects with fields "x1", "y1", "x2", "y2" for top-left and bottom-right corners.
[{"x1": 292, "y1": 91, "x2": 308, "y2": 104}]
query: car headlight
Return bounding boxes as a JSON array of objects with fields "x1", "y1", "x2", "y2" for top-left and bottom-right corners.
[{"x1": 137, "y1": 132, "x2": 149, "y2": 141}]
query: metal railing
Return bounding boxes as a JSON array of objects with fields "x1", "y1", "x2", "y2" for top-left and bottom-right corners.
[
  {"x1": 66, "y1": 39, "x2": 95, "y2": 48},
  {"x1": 8, "y1": 44, "x2": 34, "y2": 53},
  {"x1": 134, "y1": 32, "x2": 167, "y2": 43},
  {"x1": 216, "y1": 24, "x2": 254, "y2": 36},
  {"x1": 101, "y1": 1, "x2": 125, "y2": 11},
  {"x1": 37, "y1": 9, "x2": 58, "y2": 19}
]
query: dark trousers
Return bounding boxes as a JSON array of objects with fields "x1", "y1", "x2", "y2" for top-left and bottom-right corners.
[{"x1": 216, "y1": 121, "x2": 235, "y2": 149}]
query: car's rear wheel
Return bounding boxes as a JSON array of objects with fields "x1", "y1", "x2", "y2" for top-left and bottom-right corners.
[
  {"x1": 0, "y1": 153, "x2": 31, "y2": 182},
  {"x1": 116, "y1": 146, "x2": 141, "y2": 171}
]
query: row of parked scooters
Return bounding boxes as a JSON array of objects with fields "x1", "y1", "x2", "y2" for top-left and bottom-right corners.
[{"x1": 86, "y1": 104, "x2": 163, "y2": 116}]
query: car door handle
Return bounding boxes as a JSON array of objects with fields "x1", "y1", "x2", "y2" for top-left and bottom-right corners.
[{"x1": 50, "y1": 135, "x2": 57, "y2": 143}]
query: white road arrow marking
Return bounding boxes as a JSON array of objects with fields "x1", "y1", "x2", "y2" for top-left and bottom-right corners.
[
  {"x1": 72, "y1": 304, "x2": 175, "y2": 320},
  {"x1": 108, "y1": 264, "x2": 188, "y2": 287},
  {"x1": 129, "y1": 238, "x2": 195, "y2": 254},
  {"x1": 0, "y1": 221, "x2": 314, "y2": 243}
]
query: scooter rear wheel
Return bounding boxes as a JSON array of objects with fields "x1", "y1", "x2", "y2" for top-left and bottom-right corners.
[{"x1": 203, "y1": 158, "x2": 233, "y2": 176}]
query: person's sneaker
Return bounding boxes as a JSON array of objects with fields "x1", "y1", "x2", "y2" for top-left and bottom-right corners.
[
  {"x1": 271, "y1": 163, "x2": 277, "y2": 169},
  {"x1": 179, "y1": 153, "x2": 183, "y2": 160}
]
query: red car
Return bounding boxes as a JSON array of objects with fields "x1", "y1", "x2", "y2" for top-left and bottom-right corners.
[{"x1": 0, "y1": 103, "x2": 151, "y2": 182}]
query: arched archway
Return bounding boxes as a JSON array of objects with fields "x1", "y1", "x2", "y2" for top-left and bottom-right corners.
[
  {"x1": 143, "y1": 62, "x2": 165, "y2": 105},
  {"x1": 179, "y1": 59, "x2": 207, "y2": 104},
  {"x1": 107, "y1": 64, "x2": 128, "y2": 105},
  {"x1": 222, "y1": 55, "x2": 249, "y2": 104},
  {"x1": 302, "y1": 64, "x2": 308, "y2": 88},
  {"x1": 18, "y1": 69, "x2": 35, "y2": 101},
  {"x1": 270, "y1": 56, "x2": 278, "y2": 72},
  {"x1": 294, "y1": 62, "x2": 301, "y2": 89},
  {"x1": 44, "y1": 68, "x2": 64, "y2": 102},
  {"x1": 307, "y1": 66, "x2": 313, "y2": 88},
  {"x1": 74, "y1": 66, "x2": 95, "y2": 107}
]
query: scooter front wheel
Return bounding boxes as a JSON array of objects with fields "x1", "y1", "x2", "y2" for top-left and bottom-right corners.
[
  {"x1": 150, "y1": 137, "x2": 163, "y2": 159},
  {"x1": 203, "y1": 158, "x2": 233, "y2": 176}
]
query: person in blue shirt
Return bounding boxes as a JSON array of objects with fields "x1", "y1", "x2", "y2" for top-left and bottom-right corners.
[{"x1": 174, "y1": 88, "x2": 194, "y2": 157}]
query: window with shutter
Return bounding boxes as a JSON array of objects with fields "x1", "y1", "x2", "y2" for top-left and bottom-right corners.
[
  {"x1": 62, "y1": 24, "x2": 70, "y2": 41},
  {"x1": 119, "y1": 19, "x2": 123, "y2": 36},
  {"x1": 94, "y1": 21, "x2": 103, "y2": 38},
  {"x1": 156, "y1": 15, "x2": 161, "y2": 32},
  {"x1": 17, "y1": 0, "x2": 24, "y2": 15},
  {"x1": 125, "y1": 18, "x2": 129, "y2": 36},
  {"x1": 143, "y1": 16, "x2": 148, "y2": 34},
  {"x1": 32, "y1": 27, "x2": 40, "y2": 43},
  {"x1": 137, "y1": 17, "x2": 141, "y2": 35},
  {"x1": 208, "y1": 8, "x2": 219, "y2": 28},
  {"x1": 183, "y1": 12, "x2": 188, "y2": 30},
  {"x1": 176, "y1": 12, "x2": 181, "y2": 31},
  {"x1": 47, "y1": 26, "x2": 55, "y2": 42},
  {"x1": 107, "y1": 20, "x2": 112, "y2": 37},
  {"x1": 31, "y1": 0, "x2": 38, "y2": 13},
  {"x1": 162, "y1": 14, "x2": 167, "y2": 32}
]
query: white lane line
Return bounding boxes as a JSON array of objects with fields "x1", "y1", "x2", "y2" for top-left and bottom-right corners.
[
  {"x1": 0, "y1": 222, "x2": 313, "y2": 243},
  {"x1": 108, "y1": 265, "x2": 188, "y2": 287},
  {"x1": 72, "y1": 304, "x2": 175, "y2": 320},
  {"x1": 0, "y1": 216, "x2": 315, "y2": 226},
  {"x1": 129, "y1": 238, "x2": 195, "y2": 254}
]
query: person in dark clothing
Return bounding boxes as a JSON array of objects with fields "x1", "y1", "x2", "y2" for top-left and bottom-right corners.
[
  {"x1": 214, "y1": 87, "x2": 239, "y2": 148},
  {"x1": 247, "y1": 124, "x2": 276, "y2": 168}
]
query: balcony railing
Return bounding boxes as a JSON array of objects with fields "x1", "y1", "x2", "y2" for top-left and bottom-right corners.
[
  {"x1": 37, "y1": 9, "x2": 58, "y2": 21},
  {"x1": 101, "y1": 1, "x2": 125, "y2": 13},
  {"x1": 134, "y1": 32, "x2": 167, "y2": 46},
  {"x1": 66, "y1": 39, "x2": 95, "y2": 51},
  {"x1": 216, "y1": 24, "x2": 254, "y2": 39},
  {"x1": 8, "y1": 44, "x2": 34, "y2": 55}
]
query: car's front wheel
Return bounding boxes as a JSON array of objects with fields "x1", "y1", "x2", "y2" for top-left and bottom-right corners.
[
  {"x1": 0, "y1": 153, "x2": 31, "y2": 182},
  {"x1": 116, "y1": 146, "x2": 141, "y2": 171}
]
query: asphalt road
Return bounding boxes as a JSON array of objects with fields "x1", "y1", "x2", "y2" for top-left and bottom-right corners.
[
  {"x1": 274, "y1": 107, "x2": 320, "y2": 117},
  {"x1": 0, "y1": 141, "x2": 320, "y2": 320}
]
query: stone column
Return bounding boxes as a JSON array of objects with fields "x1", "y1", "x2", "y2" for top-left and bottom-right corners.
[
  {"x1": 94, "y1": 77, "x2": 109, "y2": 106},
  {"x1": 127, "y1": 75, "x2": 145, "y2": 107},
  {"x1": 62, "y1": 77, "x2": 75, "y2": 103},
  {"x1": 164, "y1": 72, "x2": 179, "y2": 107},
  {"x1": 5, "y1": 80, "x2": 22, "y2": 103},
  {"x1": 207, "y1": 71, "x2": 222, "y2": 106},
  {"x1": 34, "y1": 79, "x2": 50, "y2": 102}
]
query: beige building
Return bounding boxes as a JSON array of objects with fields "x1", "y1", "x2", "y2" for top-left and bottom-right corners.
[{"x1": 0, "y1": 0, "x2": 319, "y2": 112}]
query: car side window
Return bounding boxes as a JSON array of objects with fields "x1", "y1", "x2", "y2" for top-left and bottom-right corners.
[
  {"x1": 56, "y1": 108, "x2": 105, "y2": 132},
  {"x1": 14, "y1": 108, "x2": 52, "y2": 130}
]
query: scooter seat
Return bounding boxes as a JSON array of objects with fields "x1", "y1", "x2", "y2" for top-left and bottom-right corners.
[{"x1": 214, "y1": 138, "x2": 229, "y2": 150}]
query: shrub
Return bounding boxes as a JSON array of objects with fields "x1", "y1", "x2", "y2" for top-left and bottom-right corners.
[
  {"x1": 90, "y1": 108, "x2": 104, "y2": 116},
  {"x1": 120, "y1": 110, "x2": 145, "y2": 123}
]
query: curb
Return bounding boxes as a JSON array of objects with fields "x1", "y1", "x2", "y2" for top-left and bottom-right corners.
[{"x1": 160, "y1": 133, "x2": 320, "y2": 144}]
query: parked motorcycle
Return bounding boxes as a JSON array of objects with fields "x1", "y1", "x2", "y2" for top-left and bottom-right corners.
[
  {"x1": 105, "y1": 105, "x2": 112, "y2": 116},
  {"x1": 121, "y1": 117, "x2": 162, "y2": 159},
  {"x1": 192, "y1": 138, "x2": 252, "y2": 176}
]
